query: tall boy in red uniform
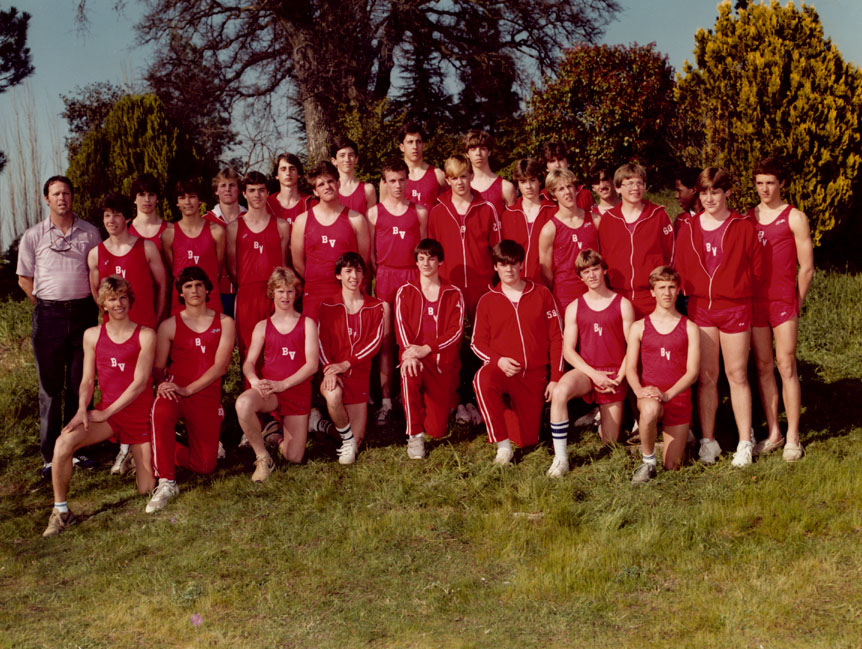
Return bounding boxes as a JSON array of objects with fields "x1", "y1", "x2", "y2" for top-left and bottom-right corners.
[
  {"x1": 398, "y1": 122, "x2": 447, "y2": 209},
  {"x1": 625, "y1": 266, "x2": 700, "y2": 483},
  {"x1": 500, "y1": 158, "x2": 556, "y2": 284},
  {"x1": 162, "y1": 179, "x2": 226, "y2": 315},
  {"x1": 598, "y1": 163, "x2": 674, "y2": 319},
  {"x1": 147, "y1": 266, "x2": 235, "y2": 513},
  {"x1": 472, "y1": 240, "x2": 564, "y2": 466},
  {"x1": 673, "y1": 167, "x2": 761, "y2": 467},
  {"x1": 367, "y1": 158, "x2": 428, "y2": 423},
  {"x1": 43, "y1": 277, "x2": 157, "y2": 536},
  {"x1": 463, "y1": 130, "x2": 516, "y2": 217},
  {"x1": 128, "y1": 173, "x2": 168, "y2": 252},
  {"x1": 226, "y1": 171, "x2": 290, "y2": 363},
  {"x1": 330, "y1": 136, "x2": 377, "y2": 215},
  {"x1": 318, "y1": 253, "x2": 386, "y2": 465},
  {"x1": 267, "y1": 153, "x2": 313, "y2": 227},
  {"x1": 747, "y1": 156, "x2": 814, "y2": 462},
  {"x1": 547, "y1": 250, "x2": 634, "y2": 477},
  {"x1": 291, "y1": 161, "x2": 370, "y2": 321},
  {"x1": 395, "y1": 239, "x2": 465, "y2": 459},
  {"x1": 427, "y1": 154, "x2": 500, "y2": 318},
  {"x1": 234, "y1": 267, "x2": 319, "y2": 481}
]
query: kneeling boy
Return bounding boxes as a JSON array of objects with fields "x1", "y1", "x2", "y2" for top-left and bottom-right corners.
[{"x1": 625, "y1": 267, "x2": 700, "y2": 483}]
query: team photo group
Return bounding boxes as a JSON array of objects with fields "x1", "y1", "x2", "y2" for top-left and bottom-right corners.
[{"x1": 15, "y1": 123, "x2": 814, "y2": 538}]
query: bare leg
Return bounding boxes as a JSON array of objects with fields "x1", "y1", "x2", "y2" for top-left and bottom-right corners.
[
  {"x1": 550, "y1": 369, "x2": 592, "y2": 422},
  {"x1": 637, "y1": 398, "x2": 662, "y2": 457},
  {"x1": 235, "y1": 388, "x2": 279, "y2": 457},
  {"x1": 130, "y1": 442, "x2": 156, "y2": 494},
  {"x1": 774, "y1": 318, "x2": 801, "y2": 447},
  {"x1": 752, "y1": 325, "x2": 782, "y2": 441},
  {"x1": 720, "y1": 329, "x2": 753, "y2": 442},
  {"x1": 51, "y1": 421, "x2": 114, "y2": 504},
  {"x1": 662, "y1": 423, "x2": 690, "y2": 470},
  {"x1": 279, "y1": 414, "x2": 309, "y2": 463},
  {"x1": 599, "y1": 401, "x2": 624, "y2": 443},
  {"x1": 697, "y1": 326, "x2": 721, "y2": 440}
]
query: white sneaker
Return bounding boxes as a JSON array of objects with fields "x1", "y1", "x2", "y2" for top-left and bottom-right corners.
[
  {"x1": 146, "y1": 481, "x2": 179, "y2": 513},
  {"x1": 731, "y1": 440, "x2": 754, "y2": 467},
  {"x1": 574, "y1": 406, "x2": 601, "y2": 428},
  {"x1": 493, "y1": 446, "x2": 514, "y2": 466},
  {"x1": 110, "y1": 446, "x2": 132, "y2": 475},
  {"x1": 375, "y1": 406, "x2": 392, "y2": 426},
  {"x1": 406, "y1": 434, "x2": 425, "y2": 460},
  {"x1": 698, "y1": 438, "x2": 722, "y2": 464},
  {"x1": 337, "y1": 438, "x2": 357, "y2": 465},
  {"x1": 455, "y1": 404, "x2": 470, "y2": 424},
  {"x1": 465, "y1": 403, "x2": 483, "y2": 425},
  {"x1": 217, "y1": 441, "x2": 226, "y2": 460},
  {"x1": 546, "y1": 456, "x2": 569, "y2": 478},
  {"x1": 251, "y1": 454, "x2": 274, "y2": 483}
]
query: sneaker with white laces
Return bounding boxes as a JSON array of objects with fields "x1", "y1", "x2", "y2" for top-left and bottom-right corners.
[
  {"x1": 455, "y1": 404, "x2": 470, "y2": 424},
  {"x1": 110, "y1": 446, "x2": 131, "y2": 475},
  {"x1": 698, "y1": 438, "x2": 722, "y2": 464},
  {"x1": 783, "y1": 443, "x2": 803, "y2": 462},
  {"x1": 546, "y1": 456, "x2": 569, "y2": 478},
  {"x1": 406, "y1": 434, "x2": 425, "y2": 459},
  {"x1": 337, "y1": 438, "x2": 358, "y2": 465},
  {"x1": 731, "y1": 440, "x2": 754, "y2": 467},
  {"x1": 465, "y1": 403, "x2": 483, "y2": 425},
  {"x1": 42, "y1": 508, "x2": 78, "y2": 537},
  {"x1": 631, "y1": 462, "x2": 657, "y2": 484},
  {"x1": 251, "y1": 454, "x2": 275, "y2": 483},
  {"x1": 238, "y1": 434, "x2": 250, "y2": 448},
  {"x1": 146, "y1": 481, "x2": 179, "y2": 513},
  {"x1": 493, "y1": 446, "x2": 514, "y2": 466}
]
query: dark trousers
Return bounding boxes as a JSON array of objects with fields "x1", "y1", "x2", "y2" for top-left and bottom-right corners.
[{"x1": 32, "y1": 298, "x2": 96, "y2": 463}]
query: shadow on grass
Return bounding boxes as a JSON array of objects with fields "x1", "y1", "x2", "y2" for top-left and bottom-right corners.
[{"x1": 796, "y1": 359, "x2": 862, "y2": 443}]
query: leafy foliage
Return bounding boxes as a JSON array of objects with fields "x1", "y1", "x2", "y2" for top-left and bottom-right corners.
[
  {"x1": 0, "y1": 6, "x2": 34, "y2": 174},
  {"x1": 525, "y1": 43, "x2": 677, "y2": 180},
  {"x1": 60, "y1": 81, "x2": 125, "y2": 160},
  {"x1": 65, "y1": 93, "x2": 212, "y2": 224},
  {"x1": 675, "y1": 0, "x2": 862, "y2": 245}
]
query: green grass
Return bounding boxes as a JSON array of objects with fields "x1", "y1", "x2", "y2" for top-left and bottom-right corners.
[{"x1": 1, "y1": 273, "x2": 861, "y2": 648}]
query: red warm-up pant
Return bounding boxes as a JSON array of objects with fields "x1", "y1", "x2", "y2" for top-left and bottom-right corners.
[
  {"x1": 401, "y1": 360, "x2": 458, "y2": 439},
  {"x1": 151, "y1": 388, "x2": 224, "y2": 481},
  {"x1": 473, "y1": 365, "x2": 546, "y2": 447}
]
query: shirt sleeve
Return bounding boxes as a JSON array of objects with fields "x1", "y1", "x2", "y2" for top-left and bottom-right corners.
[{"x1": 16, "y1": 228, "x2": 36, "y2": 276}]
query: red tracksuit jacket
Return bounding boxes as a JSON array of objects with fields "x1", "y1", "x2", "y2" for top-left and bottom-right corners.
[
  {"x1": 470, "y1": 280, "x2": 564, "y2": 381},
  {"x1": 318, "y1": 292, "x2": 385, "y2": 374},
  {"x1": 500, "y1": 197, "x2": 557, "y2": 284},
  {"x1": 394, "y1": 279, "x2": 465, "y2": 373}
]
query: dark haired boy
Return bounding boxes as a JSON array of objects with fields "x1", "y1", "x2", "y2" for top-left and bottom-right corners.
[
  {"x1": 394, "y1": 239, "x2": 465, "y2": 459},
  {"x1": 397, "y1": 122, "x2": 447, "y2": 209},
  {"x1": 462, "y1": 129, "x2": 516, "y2": 216},
  {"x1": 541, "y1": 142, "x2": 594, "y2": 211},
  {"x1": 267, "y1": 153, "x2": 313, "y2": 226},
  {"x1": 329, "y1": 136, "x2": 377, "y2": 215},
  {"x1": 129, "y1": 173, "x2": 168, "y2": 250}
]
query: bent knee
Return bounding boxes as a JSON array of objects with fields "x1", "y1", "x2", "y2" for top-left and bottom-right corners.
[{"x1": 638, "y1": 399, "x2": 662, "y2": 421}]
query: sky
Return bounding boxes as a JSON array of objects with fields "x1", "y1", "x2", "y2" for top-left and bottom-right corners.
[{"x1": 2, "y1": 0, "x2": 861, "y2": 248}]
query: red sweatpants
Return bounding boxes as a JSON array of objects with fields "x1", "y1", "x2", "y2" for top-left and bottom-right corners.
[
  {"x1": 151, "y1": 387, "x2": 224, "y2": 481},
  {"x1": 473, "y1": 365, "x2": 546, "y2": 447},
  {"x1": 401, "y1": 361, "x2": 458, "y2": 438}
]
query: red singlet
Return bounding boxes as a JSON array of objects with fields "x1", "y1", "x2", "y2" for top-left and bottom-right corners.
[{"x1": 97, "y1": 238, "x2": 157, "y2": 328}]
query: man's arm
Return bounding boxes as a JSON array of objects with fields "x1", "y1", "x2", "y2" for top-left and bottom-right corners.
[
  {"x1": 290, "y1": 212, "x2": 308, "y2": 279},
  {"x1": 153, "y1": 316, "x2": 176, "y2": 384},
  {"x1": 366, "y1": 205, "x2": 379, "y2": 272},
  {"x1": 624, "y1": 319, "x2": 659, "y2": 400},
  {"x1": 16, "y1": 229, "x2": 36, "y2": 303},
  {"x1": 501, "y1": 179, "x2": 517, "y2": 208},
  {"x1": 161, "y1": 225, "x2": 175, "y2": 269},
  {"x1": 790, "y1": 208, "x2": 815, "y2": 309},
  {"x1": 211, "y1": 223, "x2": 226, "y2": 280},
  {"x1": 61, "y1": 326, "x2": 99, "y2": 433},
  {"x1": 18, "y1": 276, "x2": 36, "y2": 304},
  {"x1": 417, "y1": 204, "x2": 428, "y2": 240},
  {"x1": 363, "y1": 182, "x2": 377, "y2": 212},
  {"x1": 144, "y1": 239, "x2": 168, "y2": 321}
]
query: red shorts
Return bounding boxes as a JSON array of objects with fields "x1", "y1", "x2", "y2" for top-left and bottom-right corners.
[
  {"x1": 106, "y1": 411, "x2": 151, "y2": 445},
  {"x1": 659, "y1": 389, "x2": 691, "y2": 427},
  {"x1": 340, "y1": 369, "x2": 371, "y2": 406},
  {"x1": 375, "y1": 266, "x2": 418, "y2": 305},
  {"x1": 272, "y1": 381, "x2": 312, "y2": 417},
  {"x1": 753, "y1": 297, "x2": 797, "y2": 328},
  {"x1": 584, "y1": 379, "x2": 628, "y2": 405},
  {"x1": 303, "y1": 280, "x2": 340, "y2": 322},
  {"x1": 688, "y1": 298, "x2": 751, "y2": 334}
]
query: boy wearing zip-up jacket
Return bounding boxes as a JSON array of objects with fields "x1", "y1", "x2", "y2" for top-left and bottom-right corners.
[
  {"x1": 673, "y1": 167, "x2": 762, "y2": 467},
  {"x1": 471, "y1": 240, "x2": 564, "y2": 466},
  {"x1": 394, "y1": 239, "x2": 465, "y2": 459},
  {"x1": 598, "y1": 163, "x2": 674, "y2": 319},
  {"x1": 318, "y1": 253, "x2": 387, "y2": 465},
  {"x1": 428, "y1": 154, "x2": 501, "y2": 319}
]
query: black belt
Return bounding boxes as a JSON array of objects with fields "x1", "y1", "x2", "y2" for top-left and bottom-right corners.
[{"x1": 36, "y1": 296, "x2": 92, "y2": 307}]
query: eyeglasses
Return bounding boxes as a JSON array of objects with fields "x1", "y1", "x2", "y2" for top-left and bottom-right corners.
[
  {"x1": 620, "y1": 180, "x2": 645, "y2": 189},
  {"x1": 49, "y1": 231, "x2": 72, "y2": 252}
]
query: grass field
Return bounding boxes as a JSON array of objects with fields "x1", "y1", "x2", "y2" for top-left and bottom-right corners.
[{"x1": 1, "y1": 271, "x2": 861, "y2": 649}]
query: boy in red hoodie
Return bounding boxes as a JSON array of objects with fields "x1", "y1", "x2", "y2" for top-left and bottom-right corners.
[
  {"x1": 471, "y1": 240, "x2": 564, "y2": 465},
  {"x1": 394, "y1": 239, "x2": 465, "y2": 459},
  {"x1": 673, "y1": 167, "x2": 762, "y2": 467}
]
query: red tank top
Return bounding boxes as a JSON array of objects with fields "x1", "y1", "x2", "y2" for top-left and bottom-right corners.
[
  {"x1": 576, "y1": 294, "x2": 626, "y2": 371},
  {"x1": 261, "y1": 316, "x2": 308, "y2": 382},
  {"x1": 169, "y1": 312, "x2": 222, "y2": 394},
  {"x1": 375, "y1": 202, "x2": 421, "y2": 269},
  {"x1": 700, "y1": 217, "x2": 731, "y2": 277},
  {"x1": 237, "y1": 216, "x2": 283, "y2": 286},
  {"x1": 303, "y1": 208, "x2": 358, "y2": 285},
  {"x1": 95, "y1": 324, "x2": 153, "y2": 415},
  {"x1": 418, "y1": 297, "x2": 439, "y2": 345},
  {"x1": 476, "y1": 176, "x2": 504, "y2": 216},
  {"x1": 347, "y1": 311, "x2": 361, "y2": 344},
  {"x1": 97, "y1": 238, "x2": 157, "y2": 328},
  {"x1": 340, "y1": 183, "x2": 368, "y2": 215},
  {"x1": 750, "y1": 205, "x2": 796, "y2": 301},
  {"x1": 267, "y1": 193, "x2": 311, "y2": 227},
  {"x1": 129, "y1": 221, "x2": 168, "y2": 252},
  {"x1": 552, "y1": 216, "x2": 599, "y2": 283},
  {"x1": 407, "y1": 167, "x2": 440, "y2": 209},
  {"x1": 641, "y1": 315, "x2": 689, "y2": 391},
  {"x1": 171, "y1": 222, "x2": 222, "y2": 312}
]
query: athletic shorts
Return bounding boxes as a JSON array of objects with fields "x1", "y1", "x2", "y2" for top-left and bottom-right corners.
[
  {"x1": 105, "y1": 409, "x2": 151, "y2": 445},
  {"x1": 659, "y1": 389, "x2": 691, "y2": 428},
  {"x1": 340, "y1": 369, "x2": 371, "y2": 406},
  {"x1": 753, "y1": 297, "x2": 797, "y2": 329},
  {"x1": 583, "y1": 367, "x2": 628, "y2": 405},
  {"x1": 375, "y1": 266, "x2": 418, "y2": 305},
  {"x1": 688, "y1": 298, "x2": 752, "y2": 334},
  {"x1": 272, "y1": 381, "x2": 312, "y2": 417}
]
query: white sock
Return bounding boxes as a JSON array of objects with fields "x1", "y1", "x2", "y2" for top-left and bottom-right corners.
[
  {"x1": 642, "y1": 453, "x2": 657, "y2": 466},
  {"x1": 120, "y1": 443, "x2": 130, "y2": 454},
  {"x1": 409, "y1": 432, "x2": 424, "y2": 439},
  {"x1": 54, "y1": 501, "x2": 68, "y2": 513},
  {"x1": 550, "y1": 420, "x2": 569, "y2": 459},
  {"x1": 337, "y1": 424, "x2": 353, "y2": 442},
  {"x1": 158, "y1": 478, "x2": 176, "y2": 487},
  {"x1": 380, "y1": 398, "x2": 392, "y2": 410}
]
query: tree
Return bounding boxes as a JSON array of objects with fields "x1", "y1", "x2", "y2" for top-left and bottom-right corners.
[
  {"x1": 66, "y1": 93, "x2": 212, "y2": 224},
  {"x1": 131, "y1": 0, "x2": 620, "y2": 161},
  {"x1": 525, "y1": 43, "x2": 678, "y2": 179},
  {"x1": 0, "y1": 6, "x2": 34, "y2": 174},
  {"x1": 60, "y1": 81, "x2": 125, "y2": 160},
  {"x1": 675, "y1": 0, "x2": 862, "y2": 245}
]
